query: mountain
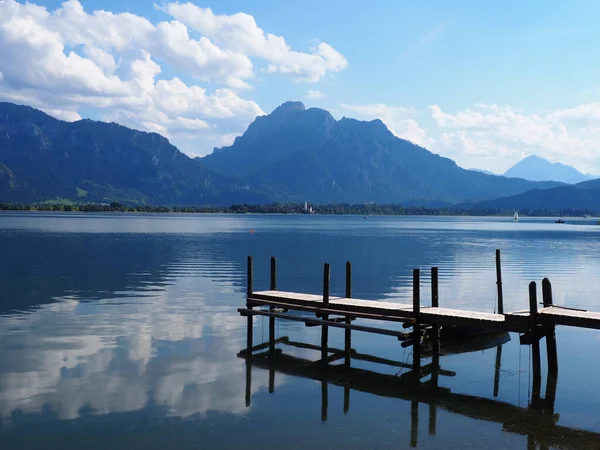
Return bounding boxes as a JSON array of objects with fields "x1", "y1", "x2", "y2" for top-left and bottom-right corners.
[
  {"x1": 469, "y1": 168, "x2": 497, "y2": 176},
  {"x1": 468, "y1": 178, "x2": 600, "y2": 211},
  {"x1": 201, "y1": 102, "x2": 561, "y2": 204},
  {"x1": 504, "y1": 155, "x2": 591, "y2": 184},
  {"x1": 0, "y1": 102, "x2": 269, "y2": 205}
]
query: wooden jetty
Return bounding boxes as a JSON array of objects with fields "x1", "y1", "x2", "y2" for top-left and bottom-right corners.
[{"x1": 240, "y1": 251, "x2": 600, "y2": 385}]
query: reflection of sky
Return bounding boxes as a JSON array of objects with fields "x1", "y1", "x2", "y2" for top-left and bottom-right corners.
[
  {"x1": 1, "y1": 213, "x2": 600, "y2": 440},
  {"x1": 0, "y1": 275, "x2": 275, "y2": 422}
]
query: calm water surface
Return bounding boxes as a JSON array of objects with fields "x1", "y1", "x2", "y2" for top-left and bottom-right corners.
[{"x1": 1, "y1": 213, "x2": 600, "y2": 449}]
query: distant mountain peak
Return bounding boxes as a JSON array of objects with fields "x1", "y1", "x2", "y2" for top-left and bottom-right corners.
[{"x1": 504, "y1": 155, "x2": 590, "y2": 184}]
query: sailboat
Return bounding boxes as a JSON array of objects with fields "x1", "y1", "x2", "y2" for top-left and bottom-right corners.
[{"x1": 513, "y1": 211, "x2": 519, "y2": 221}]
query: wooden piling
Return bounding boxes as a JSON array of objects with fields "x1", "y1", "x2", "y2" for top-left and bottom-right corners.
[
  {"x1": 321, "y1": 263, "x2": 331, "y2": 364},
  {"x1": 493, "y1": 345, "x2": 502, "y2": 397},
  {"x1": 495, "y1": 249, "x2": 504, "y2": 314},
  {"x1": 529, "y1": 281, "x2": 542, "y2": 393},
  {"x1": 542, "y1": 278, "x2": 558, "y2": 374},
  {"x1": 410, "y1": 399, "x2": 419, "y2": 447},
  {"x1": 431, "y1": 267, "x2": 440, "y2": 357},
  {"x1": 321, "y1": 381, "x2": 328, "y2": 422},
  {"x1": 544, "y1": 373, "x2": 558, "y2": 415},
  {"x1": 269, "y1": 256, "x2": 277, "y2": 355},
  {"x1": 412, "y1": 269, "x2": 421, "y2": 373},
  {"x1": 246, "y1": 256, "x2": 253, "y2": 353},
  {"x1": 343, "y1": 385, "x2": 350, "y2": 414},
  {"x1": 269, "y1": 367, "x2": 275, "y2": 394},
  {"x1": 345, "y1": 261, "x2": 352, "y2": 367},
  {"x1": 245, "y1": 360, "x2": 252, "y2": 407},
  {"x1": 428, "y1": 404, "x2": 437, "y2": 436}
]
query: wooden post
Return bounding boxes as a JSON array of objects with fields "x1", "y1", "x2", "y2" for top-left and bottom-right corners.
[
  {"x1": 269, "y1": 256, "x2": 276, "y2": 356},
  {"x1": 428, "y1": 404, "x2": 437, "y2": 436},
  {"x1": 270, "y1": 256, "x2": 277, "y2": 291},
  {"x1": 493, "y1": 345, "x2": 502, "y2": 397},
  {"x1": 245, "y1": 256, "x2": 253, "y2": 406},
  {"x1": 542, "y1": 278, "x2": 558, "y2": 374},
  {"x1": 430, "y1": 267, "x2": 440, "y2": 390},
  {"x1": 343, "y1": 385, "x2": 350, "y2": 414},
  {"x1": 544, "y1": 372, "x2": 558, "y2": 415},
  {"x1": 345, "y1": 261, "x2": 352, "y2": 367},
  {"x1": 413, "y1": 269, "x2": 421, "y2": 374},
  {"x1": 495, "y1": 249, "x2": 504, "y2": 314},
  {"x1": 431, "y1": 267, "x2": 440, "y2": 357},
  {"x1": 529, "y1": 281, "x2": 542, "y2": 396},
  {"x1": 269, "y1": 367, "x2": 275, "y2": 394},
  {"x1": 321, "y1": 263, "x2": 331, "y2": 364},
  {"x1": 321, "y1": 381, "x2": 328, "y2": 422},
  {"x1": 410, "y1": 399, "x2": 419, "y2": 447},
  {"x1": 246, "y1": 256, "x2": 253, "y2": 353},
  {"x1": 431, "y1": 267, "x2": 439, "y2": 308},
  {"x1": 245, "y1": 360, "x2": 252, "y2": 407},
  {"x1": 247, "y1": 255, "x2": 253, "y2": 297}
]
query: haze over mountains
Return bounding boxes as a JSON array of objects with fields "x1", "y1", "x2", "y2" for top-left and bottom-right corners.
[
  {"x1": 503, "y1": 155, "x2": 592, "y2": 184},
  {"x1": 0, "y1": 100, "x2": 578, "y2": 208}
]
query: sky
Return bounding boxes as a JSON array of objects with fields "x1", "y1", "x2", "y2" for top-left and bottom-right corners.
[{"x1": 2, "y1": 0, "x2": 600, "y2": 174}]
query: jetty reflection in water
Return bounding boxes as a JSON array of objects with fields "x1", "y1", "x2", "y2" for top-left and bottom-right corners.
[{"x1": 240, "y1": 333, "x2": 600, "y2": 450}]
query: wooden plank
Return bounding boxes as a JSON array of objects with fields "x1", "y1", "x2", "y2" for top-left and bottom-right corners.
[
  {"x1": 247, "y1": 298, "x2": 410, "y2": 323},
  {"x1": 539, "y1": 306, "x2": 600, "y2": 330},
  {"x1": 238, "y1": 308, "x2": 411, "y2": 338},
  {"x1": 250, "y1": 290, "x2": 415, "y2": 317}
]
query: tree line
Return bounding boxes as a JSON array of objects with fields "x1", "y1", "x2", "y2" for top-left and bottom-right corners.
[{"x1": 0, "y1": 202, "x2": 597, "y2": 217}]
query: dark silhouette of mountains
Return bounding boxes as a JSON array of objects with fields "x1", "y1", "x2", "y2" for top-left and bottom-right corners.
[
  {"x1": 201, "y1": 101, "x2": 560, "y2": 204},
  {"x1": 0, "y1": 101, "x2": 563, "y2": 206},
  {"x1": 470, "y1": 178, "x2": 600, "y2": 211},
  {"x1": 0, "y1": 102, "x2": 268, "y2": 205},
  {"x1": 504, "y1": 155, "x2": 590, "y2": 184}
]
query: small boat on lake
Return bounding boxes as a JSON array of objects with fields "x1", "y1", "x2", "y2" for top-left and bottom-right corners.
[
  {"x1": 513, "y1": 211, "x2": 519, "y2": 221},
  {"x1": 555, "y1": 218, "x2": 565, "y2": 224}
]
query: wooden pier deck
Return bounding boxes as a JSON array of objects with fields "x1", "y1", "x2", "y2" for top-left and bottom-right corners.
[
  {"x1": 248, "y1": 290, "x2": 529, "y2": 332},
  {"x1": 240, "y1": 253, "x2": 600, "y2": 388}
]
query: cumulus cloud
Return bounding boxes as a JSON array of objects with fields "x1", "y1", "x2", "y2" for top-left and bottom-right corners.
[
  {"x1": 307, "y1": 89, "x2": 325, "y2": 100},
  {"x1": 159, "y1": 2, "x2": 348, "y2": 82},
  {"x1": 430, "y1": 103, "x2": 600, "y2": 173},
  {"x1": 0, "y1": 0, "x2": 347, "y2": 156},
  {"x1": 336, "y1": 101, "x2": 600, "y2": 174},
  {"x1": 339, "y1": 103, "x2": 432, "y2": 147}
]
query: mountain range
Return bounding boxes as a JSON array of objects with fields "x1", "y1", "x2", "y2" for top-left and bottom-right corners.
[
  {"x1": 0, "y1": 102, "x2": 269, "y2": 205},
  {"x1": 470, "y1": 178, "x2": 600, "y2": 211},
  {"x1": 503, "y1": 155, "x2": 592, "y2": 184},
  {"x1": 0, "y1": 100, "x2": 577, "y2": 208},
  {"x1": 200, "y1": 101, "x2": 561, "y2": 205}
]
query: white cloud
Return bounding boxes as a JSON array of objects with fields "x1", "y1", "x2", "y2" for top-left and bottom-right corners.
[
  {"x1": 40, "y1": 108, "x2": 82, "y2": 122},
  {"x1": 0, "y1": 0, "x2": 348, "y2": 156},
  {"x1": 159, "y1": 2, "x2": 348, "y2": 82},
  {"x1": 335, "y1": 101, "x2": 600, "y2": 175},
  {"x1": 307, "y1": 89, "x2": 325, "y2": 100},
  {"x1": 429, "y1": 103, "x2": 600, "y2": 173},
  {"x1": 339, "y1": 103, "x2": 432, "y2": 147}
]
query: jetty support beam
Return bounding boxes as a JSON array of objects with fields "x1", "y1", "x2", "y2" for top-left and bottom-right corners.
[
  {"x1": 542, "y1": 278, "x2": 558, "y2": 375},
  {"x1": 345, "y1": 261, "x2": 352, "y2": 367},
  {"x1": 413, "y1": 269, "x2": 421, "y2": 374}
]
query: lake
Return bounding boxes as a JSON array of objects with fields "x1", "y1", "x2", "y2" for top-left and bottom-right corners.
[{"x1": 1, "y1": 213, "x2": 600, "y2": 449}]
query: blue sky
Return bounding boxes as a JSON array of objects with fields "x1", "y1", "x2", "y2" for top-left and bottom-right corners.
[{"x1": 2, "y1": 0, "x2": 600, "y2": 174}]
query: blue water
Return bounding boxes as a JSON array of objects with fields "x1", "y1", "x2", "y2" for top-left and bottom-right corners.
[{"x1": 1, "y1": 213, "x2": 599, "y2": 449}]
